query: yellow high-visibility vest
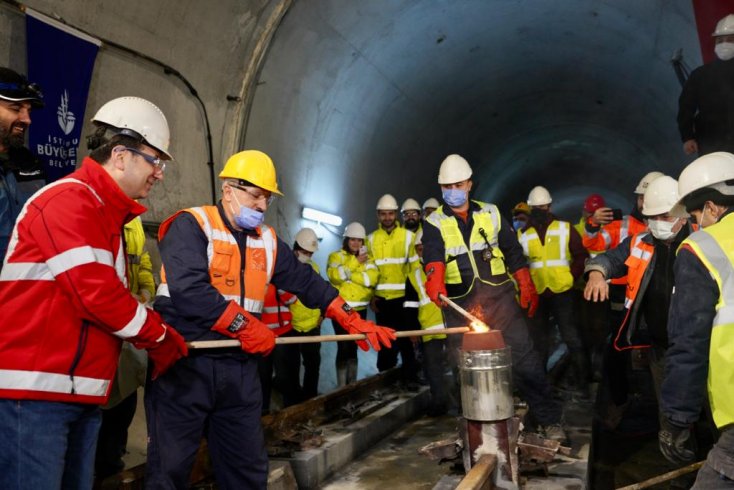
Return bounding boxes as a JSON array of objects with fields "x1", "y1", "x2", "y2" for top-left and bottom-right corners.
[
  {"x1": 518, "y1": 220, "x2": 573, "y2": 294},
  {"x1": 367, "y1": 225, "x2": 419, "y2": 300}
]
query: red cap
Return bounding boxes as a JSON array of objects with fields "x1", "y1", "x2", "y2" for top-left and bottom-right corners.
[{"x1": 583, "y1": 193, "x2": 606, "y2": 213}]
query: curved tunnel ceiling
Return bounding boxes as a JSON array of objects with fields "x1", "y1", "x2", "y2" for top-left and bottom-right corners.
[{"x1": 244, "y1": 0, "x2": 702, "y2": 224}]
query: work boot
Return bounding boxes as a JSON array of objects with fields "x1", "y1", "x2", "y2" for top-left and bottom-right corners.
[{"x1": 541, "y1": 423, "x2": 568, "y2": 445}]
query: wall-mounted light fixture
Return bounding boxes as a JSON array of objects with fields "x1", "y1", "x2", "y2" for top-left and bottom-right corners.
[{"x1": 302, "y1": 207, "x2": 343, "y2": 227}]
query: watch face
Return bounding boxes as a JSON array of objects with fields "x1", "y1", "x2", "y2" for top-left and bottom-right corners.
[{"x1": 227, "y1": 312, "x2": 248, "y2": 333}]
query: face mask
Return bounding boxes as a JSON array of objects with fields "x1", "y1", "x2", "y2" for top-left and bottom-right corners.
[
  {"x1": 512, "y1": 219, "x2": 526, "y2": 231},
  {"x1": 715, "y1": 42, "x2": 734, "y2": 61},
  {"x1": 647, "y1": 219, "x2": 680, "y2": 241},
  {"x1": 230, "y1": 193, "x2": 264, "y2": 230},
  {"x1": 296, "y1": 252, "x2": 311, "y2": 264},
  {"x1": 442, "y1": 188, "x2": 468, "y2": 207},
  {"x1": 530, "y1": 208, "x2": 549, "y2": 221}
]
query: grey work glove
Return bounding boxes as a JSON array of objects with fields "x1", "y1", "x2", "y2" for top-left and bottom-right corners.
[{"x1": 658, "y1": 418, "x2": 696, "y2": 465}]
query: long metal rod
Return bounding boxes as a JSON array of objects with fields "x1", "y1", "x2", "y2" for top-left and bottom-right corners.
[
  {"x1": 187, "y1": 326, "x2": 470, "y2": 349},
  {"x1": 439, "y1": 293, "x2": 490, "y2": 329},
  {"x1": 616, "y1": 461, "x2": 704, "y2": 490}
]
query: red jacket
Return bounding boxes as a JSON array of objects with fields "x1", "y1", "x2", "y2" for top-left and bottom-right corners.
[
  {"x1": 0, "y1": 159, "x2": 168, "y2": 405},
  {"x1": 262, "y1": 285, "x2": 296, "y2": 336}
]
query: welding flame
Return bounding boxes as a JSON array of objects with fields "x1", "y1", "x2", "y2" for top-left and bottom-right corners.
[{"x1": 470, "y1": 320, "x2": 489, "y2": 333}]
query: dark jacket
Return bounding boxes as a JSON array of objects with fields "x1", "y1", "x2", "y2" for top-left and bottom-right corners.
[
  {"x1": 585, "y1": 224, "x2": 692, "y2": 349},
  {"x1": 678, "y1": 58, "x2": 734, "y2": 154}
]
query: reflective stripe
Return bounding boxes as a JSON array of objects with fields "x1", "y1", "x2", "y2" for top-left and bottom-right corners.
[
  {"x1": 338, "y1": 266, "x2": 348, "y2": 281},
  {"x1": 262, "y1": 306, "x2": 291, "y2": 314},
  {"x1": 0, "y1": 262, "x2": 54, "y2": 281},
  {"x1": 424, "y1": 324, "x2": 446, "y2": 331},
  {"x1": 691, "y1": 231, "x2": 734, "y2": 326},
  {"x1": 0, "y1": 369, "x2": 109, "y2": 397},
  {"x1": 601, "y1": 229, "x2": 612, "y2": 248},
  {"x1": 376, "y1": 283, "x2": 406, "y2": 290},
  {"x1": 115, "y1": 302, "x2": 148, "y2": 339},
  {"x1": 361, "y1": 272, "x2": 371, "y2": 287},
  {"x1": 48, "y1": 246, "x2": 114, "y2": 276},
  {"x1": 375, "y1": 257, "x2": 407, "y2": 266},
  {"x1": 619, "y1": 217, "x2": 630, "y2": 242},
  {"x1": 365, "y1": 263, "x2": 378, "y2": 270},
  {"x1": 243, "y1": 298, "x2": 264, "y2": 313},
  {"x1": 404, "y1": 301, "x2": 420, "y2": 308},
  {"x1": 157, "y1": 283, "x2": 170, "y2": 297},
  {"x1": 346, "y1": 300, "x2": 370, "y2": 308}
]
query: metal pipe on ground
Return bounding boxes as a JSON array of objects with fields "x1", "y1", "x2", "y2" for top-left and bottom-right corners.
[
  {"x1": 187, "y1": 326, "x2": 471, "y2": 349},
  {"x1": 616, "y1": 461, "x2": 705, "y2": 490}
]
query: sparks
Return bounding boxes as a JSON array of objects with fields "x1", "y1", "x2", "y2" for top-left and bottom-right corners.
[{"x1": 470, "y1": 320, "x2": 489, "y2": 332}]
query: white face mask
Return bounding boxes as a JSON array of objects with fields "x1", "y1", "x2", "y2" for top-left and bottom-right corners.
[
  {"x1": 715, "y1": 42, "x2": 734, "y2": 61},
  {"x1": 647, "y1": 219, "x2": 680, "y2": 241},
  {"x1": 296, "y1": 252, "x2": 311, "y2": 264}
]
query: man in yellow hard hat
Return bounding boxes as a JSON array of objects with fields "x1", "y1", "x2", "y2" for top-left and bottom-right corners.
[{"x1": 146, "y1": 150, "x2": 395, "y2": 489}]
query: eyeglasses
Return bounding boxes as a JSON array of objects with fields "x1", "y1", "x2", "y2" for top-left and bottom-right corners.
[
  {"x1": 402, "y1": 210, "x2": 420, "y2": 218},
  {"x1": 231, "y1": 184, "x2": 274, "y2": 205},
  {"x1": 122, "y1": 147, "x2": 166, "y2": 172}
]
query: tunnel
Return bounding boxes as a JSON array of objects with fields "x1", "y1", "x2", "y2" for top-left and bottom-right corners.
[{"x1": 0, "y1": 0, "x2": 714, "y2": 267}]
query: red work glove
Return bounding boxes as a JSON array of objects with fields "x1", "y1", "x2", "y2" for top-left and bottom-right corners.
[
  {"x1": 424, "y1": 262, "x2": 447, "y2": 307},
  {"x1": 512, "y1": 267, "x2": 539, "y2": 318},
  {"x1": 146, "y1": 325, "x2": 188, "y2": 380},
  {"x1": 211, "y1": 300, "x2": 276, "y2": 356},
  {"x1": 325, "y1": 297, "x2": 396, "y2": 351}
]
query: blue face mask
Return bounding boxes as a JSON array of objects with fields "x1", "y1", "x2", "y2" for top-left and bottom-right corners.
[
  {"x1": 513, "y1": 219, "x2": 526, "y2": 231},
  {"x1": 442, "y1": 188, "x2": 468, "y2": 207},
  {"x1": 231, "y1": 193, "x2": 265, "y2": 230}
]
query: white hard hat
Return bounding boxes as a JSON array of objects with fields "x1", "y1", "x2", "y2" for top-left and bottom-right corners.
[
  {"x1": 343, "y1": 221, "x2": 366, "y2": 239},
  {"x1": 673, "y1": 152, "x2": 734, "y2": 215},
  {"x1": 401, "y1": 198, "x2": 421, "y2": 213},
  {"x1": 713, "y1": 14, "x2": 734, "y2": 36},
  {"x1": 414, "y1": 228, "x2": 423, "y2": 245},
  {"x1": 642, "y1": 175, "x2": 684, "y2": 216},
  {"x1": 376, "y1": 193, "x2": 399, "y2": 211},
  {"x1": 635, "y1": 171, "x2": 665, "y2": 195},
  {"x1": 527, "y1": 186, "x2": 552, "y2": 206},
  {"x1": 295, "y1": 228, "x2": 319, "y2": 252},
  {"x1": 92, "y1": 96, "x2": 172, "y2": 160},
  {"x1": 438, "y1": 154, "x2": 473, "y2": 185},
  {"x1": 422, "y1": 197, "x2": 439, "y2": 210}
]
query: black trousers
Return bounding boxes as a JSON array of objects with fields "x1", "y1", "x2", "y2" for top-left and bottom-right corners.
[
  {"x1": 375, "y1": 296, "x2": 418, "y2": 381},
  {"x1": 273, "y1": 329, "x2": 321, "y2": 406}
]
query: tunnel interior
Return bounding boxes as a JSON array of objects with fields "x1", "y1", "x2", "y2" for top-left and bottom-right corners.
[{"x1": 244, "y1": 0, "x2": 702, "y2": 255}]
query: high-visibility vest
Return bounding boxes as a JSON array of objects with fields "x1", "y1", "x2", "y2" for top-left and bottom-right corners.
[
  {"x1": 404, "y1": 267, "x2": 447, "y2": 342},
  {"x1": 290, "y1": 261, "x2": 322, "y2": 333},
  {"x1": 327, "y1": 249, "x2": 379, "y2": 310},
  {"x1": 157, "y1": 206, "x2": 277, "y2": 313},
  {"x1": 425, "y1": 201, "x2": 509, "y2": 298},
  {"x1": 518, "y1": 220, "x2": 573, "y2": 294},
  {"x1": 575, "y1": 216, "x2": 605, "y2": 258},
  {"x1": 583, "y1": 215, "x2": 647, "y2": 285},
  {"x1": 262, "y1": 285, "x2": 296, "y2": 336},
  {"x1": 124, "y1": 217, "x2": 155, "y2": 302},
  {"x1": 680, "y1": 214, "x2": 734, "y2": 428},
  {"x1": 367, "y1": 225, "x2": 418, "y2": 300}
]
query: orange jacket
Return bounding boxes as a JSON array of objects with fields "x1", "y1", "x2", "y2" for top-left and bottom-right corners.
[{"x1": 583, "y1": 214, "x2": 646, "y2": 285}]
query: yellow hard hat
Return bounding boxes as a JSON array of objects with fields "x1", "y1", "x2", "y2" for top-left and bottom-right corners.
[{"x1": 219, "y1": 150, "x2": 283, "y2": 195}]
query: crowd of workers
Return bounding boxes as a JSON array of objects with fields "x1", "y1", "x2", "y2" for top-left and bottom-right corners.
[{"x1": 1, "y1": 12, "x2": 734, "y2": 490}]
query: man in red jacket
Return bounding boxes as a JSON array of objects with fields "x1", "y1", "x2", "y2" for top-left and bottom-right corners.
[{"x1": 0, "y1": 96, "x2": 188, "y2": 490}]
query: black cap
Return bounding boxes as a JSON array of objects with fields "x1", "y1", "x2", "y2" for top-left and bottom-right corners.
[{"x1": 0, "y1": 67, "x2": 44, "y2": 108}]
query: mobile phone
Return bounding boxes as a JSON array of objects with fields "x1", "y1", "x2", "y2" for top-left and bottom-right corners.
[
  {"x1": 611, "y1": 208, "x2": 623, "y2": 220},
  {"x1": 359, "y1": 245, "x2": 367, "y2": 255}
]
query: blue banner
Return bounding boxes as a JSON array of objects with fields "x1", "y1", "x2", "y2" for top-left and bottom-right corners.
[{"x1": 26, "y1": 9, "x2": 100, "y2": 182}]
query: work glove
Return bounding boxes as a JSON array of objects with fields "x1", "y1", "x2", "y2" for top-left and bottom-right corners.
[
  {"x1": 325, "y1": 296, "x2": 395, "y2": 352},
  {"x1": 512, "y1": 267, "x2": 539, "y2": 318},
  {"x1": 659, "y1": 418, "x2": 696, "y2": 465},
  {"x1": 211, "y1": 300, "x2": 276, "y2": 356},
  {"x1": 146, "y1": 325, "x2": 188, "y2": 380},
  {"x1": 425, "y1": 262, "x2": 447, "y2": 307}
]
